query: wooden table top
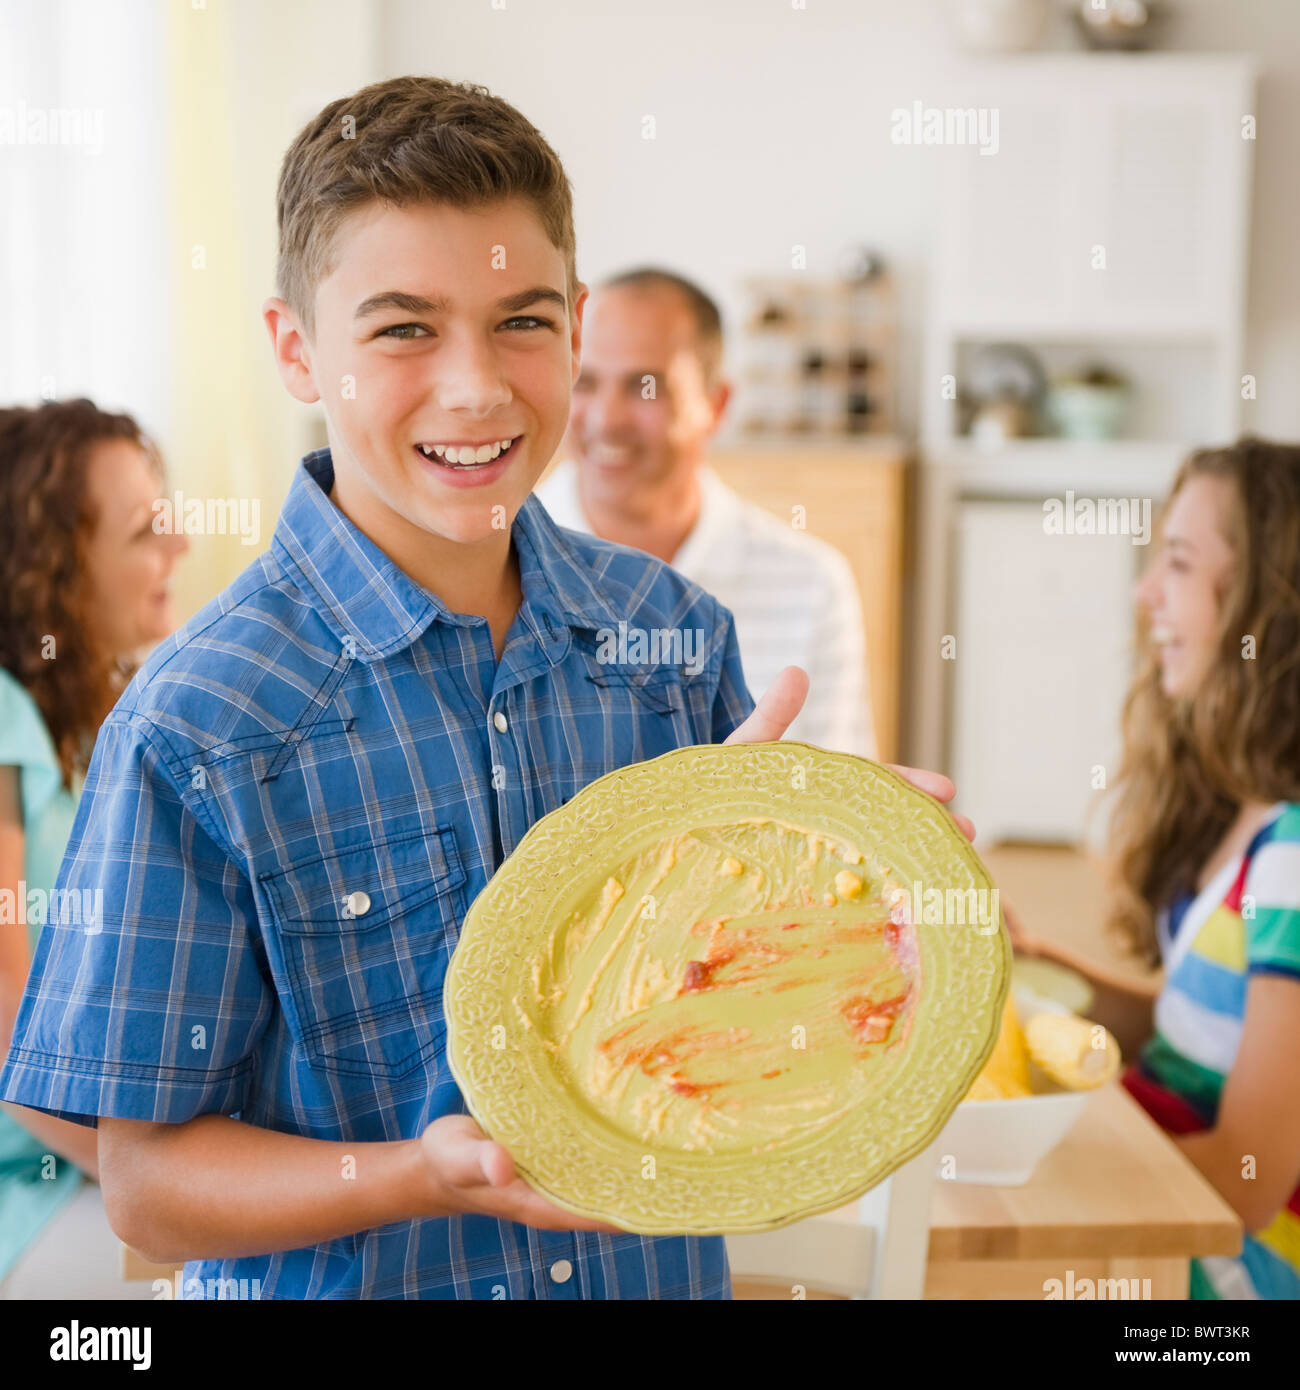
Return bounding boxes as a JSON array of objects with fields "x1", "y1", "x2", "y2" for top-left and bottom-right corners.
[{"x1": 925, "y1": 1082, "x2": 1243, "y2": 1262}]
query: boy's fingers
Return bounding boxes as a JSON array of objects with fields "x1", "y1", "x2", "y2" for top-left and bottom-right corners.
[
  {"x1": 431, "y1": 1119, "x2": 619, "y2": 1229},
  {"x1": 886, "y1": 764, "x2": 976, "y2": 841},
  {"x1": 478, "y1": 1142, "x2": 516, "y2": 1188},
  {"x1": 508, "y1": 1187, "x2": 624, "y2": 1233},
  {"x1": 724, "y1": 666, "x2": 810, "y2": 745},
  {"x1": 885, "y1": 763, "x2": 956, "y2": 803},
  {"x1": 432, "y1": 1115, "x2": 516, "y2": 1189},
  {"x1": 723, "y1": 689, "x2": 977, "y2": 841}
]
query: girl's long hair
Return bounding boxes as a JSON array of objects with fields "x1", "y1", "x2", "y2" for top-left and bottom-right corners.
[
  {"x1": 1105, "y1": 437, "x2": 1300, "y2": 966},
  {"x1": 0, "y1": 398, "x2": 163, "y2": 788}
]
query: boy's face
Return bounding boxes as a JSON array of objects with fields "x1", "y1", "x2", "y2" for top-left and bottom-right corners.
[{"x1": 273, "y1": 196, "x2": 584, "y2": 549}]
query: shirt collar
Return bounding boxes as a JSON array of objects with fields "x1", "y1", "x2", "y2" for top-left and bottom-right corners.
[
  {"x1": 271, "y1": 448, "x2": 624, "y2": 662},
  {"x1": 541, "y1": 458, "x2": 743, "y2": 584}
]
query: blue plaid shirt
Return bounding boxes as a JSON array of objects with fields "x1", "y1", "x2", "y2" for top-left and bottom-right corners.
[{"x1": 0, "y1": 448, "x2": 756, "y2": 1299}]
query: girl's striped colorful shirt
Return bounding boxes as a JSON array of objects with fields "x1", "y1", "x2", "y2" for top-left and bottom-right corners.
[{"x1": 1123, "y1": 801, "x2": 1300, "y2": 1300}]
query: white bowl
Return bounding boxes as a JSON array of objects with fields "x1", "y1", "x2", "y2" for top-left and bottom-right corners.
[{"x1": 935, "y1": 1087, "x2": 1093, "y2": 1186}]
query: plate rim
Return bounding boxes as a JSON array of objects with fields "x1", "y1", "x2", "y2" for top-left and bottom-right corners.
[{"x1": 444, "y1": 739, "x2": 1010, "y2": 1234}]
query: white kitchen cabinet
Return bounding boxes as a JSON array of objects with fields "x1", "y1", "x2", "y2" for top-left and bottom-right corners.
[
  {"x1": 934, "y1": 56, "x2": 1254, "y2": 344},
  {"x1": 911, "y1": 56, "x2": 1254, "y2": 847},
  {"x1": 950, "y1": 501, "x2": 1137, "y2": 844}
]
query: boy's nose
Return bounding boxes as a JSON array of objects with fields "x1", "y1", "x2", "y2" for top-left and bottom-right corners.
[{"x1": 433, "y1": 343, "x2": 513, "y2": 414}]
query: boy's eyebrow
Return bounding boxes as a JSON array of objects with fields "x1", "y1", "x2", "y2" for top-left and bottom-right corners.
[{"x1": 354, "y1": 286, "x2": 566, "y2": 321}]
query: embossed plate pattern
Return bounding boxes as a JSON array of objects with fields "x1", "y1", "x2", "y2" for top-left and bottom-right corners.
[{"x1": 444, "y1": 741, "x2": 1009, "y2": 1234}]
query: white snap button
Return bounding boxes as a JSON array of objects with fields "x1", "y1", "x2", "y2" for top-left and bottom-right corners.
[
  {"x1": 549, "y1": 1259, "x2": 572, "y2": 1284},
  {"x1": 493, "y1": 711, "x2": 508, "y2": 733},
  {"x1": 343, "y1": 890, "x2": 371, "y2": 918}
]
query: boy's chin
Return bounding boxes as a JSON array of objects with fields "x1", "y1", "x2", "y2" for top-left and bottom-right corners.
[{"x1": 414, "y1": 496, "x2": 521, "y2": 546}]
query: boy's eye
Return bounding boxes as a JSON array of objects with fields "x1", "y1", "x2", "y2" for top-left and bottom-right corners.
[
  {"x1": 376, "y1": 318, "x2": 553, "y2": 339},
  {"x1": 377, "y1": 323, "x2": 430, "y2": 340}
]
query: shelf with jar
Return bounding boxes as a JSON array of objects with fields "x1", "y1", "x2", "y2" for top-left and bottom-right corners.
[{"x1": 731, "y1": 266, "x2": 897, "y2": 439}]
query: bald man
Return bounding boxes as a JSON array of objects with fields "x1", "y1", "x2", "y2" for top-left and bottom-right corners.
[{"x1": 536, "y1": 268, "x2": 875, "y2": 757}]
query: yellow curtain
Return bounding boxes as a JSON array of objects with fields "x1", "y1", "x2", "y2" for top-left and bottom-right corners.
[
  {"x1": 160, "y1": 0, "x2": 377, "y2": 621},
  {"x1": 163, "y1": 0, "x2": 276, "y2": 620}
]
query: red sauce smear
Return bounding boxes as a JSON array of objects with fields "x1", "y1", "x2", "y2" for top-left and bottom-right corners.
[
  {"x1": 680, "y1": 942, "x2": 741, "y2": 992},
  {"x1": 840, "y1": 989, "x2": 910, "y2": 1048},
  {"x1": 668, "y1": 1074, "x2": 711, "y2": 1097},
  {"x1": 603, "y1": 1025, "x2": 747, "y2": 1077}
]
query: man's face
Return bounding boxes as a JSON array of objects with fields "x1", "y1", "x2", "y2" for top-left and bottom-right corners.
[
  {"x1": 564, "y1": 286, "x2": 724, "y2": 504},
  {"x1": 285, "y1": 196, "x2": 583, "y2": 547}
]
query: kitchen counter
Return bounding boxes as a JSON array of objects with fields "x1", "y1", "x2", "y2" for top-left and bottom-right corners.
[{"x1": 733, "y1": 1083, "x2": 1242, "y2": 1300}]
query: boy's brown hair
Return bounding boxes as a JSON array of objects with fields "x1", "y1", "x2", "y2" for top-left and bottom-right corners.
[{"x1": 275, "y1": 75, "x2": 578, "y2": 341}]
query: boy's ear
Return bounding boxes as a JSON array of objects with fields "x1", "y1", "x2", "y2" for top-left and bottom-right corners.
[
  {"x1": 262, "y1": 297, "x2": 321, "y2": 406},
  {"x1": 569, "y1": 281, "x2": 588, "y2": 383}
]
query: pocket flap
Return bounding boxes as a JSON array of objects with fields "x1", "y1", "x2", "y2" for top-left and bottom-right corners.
[{"x1": 259, "y1": 828, "x2": 465, "y2": 934}]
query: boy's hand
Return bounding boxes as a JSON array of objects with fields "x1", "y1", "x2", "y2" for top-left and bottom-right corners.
[
  {"x1": 724, "y1": 665, "x2": 977, "y2": 843},
  {"x1": 420, "y1": 1115, "x2": 625, "y2": 1232}
]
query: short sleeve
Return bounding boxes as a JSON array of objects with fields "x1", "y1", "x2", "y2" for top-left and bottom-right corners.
[
  {"x1": 0, "y1": 714, "x2": 272, "y2": 1127},
  {"x1": 1243, "y1": 828, "x2": 1300, "y2": 981},
  {"x1": 710, "y1": 604, "x2": 756, "y2": 743}
]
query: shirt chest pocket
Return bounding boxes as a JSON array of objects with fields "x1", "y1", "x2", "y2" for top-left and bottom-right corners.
[
  {"x1": 584, "y1": 663, "x2": 684, "y2": 714},
  {"x1": 578, "y1": 650, "x2": 699, "y2": 769},
  {"x1": 258, "y1": 829, "x2": 467, "y2": 1080},
  {"x1": 575, "y1": 642, "x2": 695, "y2": 756}
]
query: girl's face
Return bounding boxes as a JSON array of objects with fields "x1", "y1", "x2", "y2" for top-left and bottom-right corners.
[
  {"x1": 82, "y1": 439, "x2": 189, "y2": 658},
  {"x1": 1135, "y1": 473, "x2": 1237, "y2": 699}
]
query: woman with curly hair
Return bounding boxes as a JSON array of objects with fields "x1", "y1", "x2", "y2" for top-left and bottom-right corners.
[
  {"x1": 0, "y1": 398, "x2": 188, "y2": 1297},
  {"x1": 1012, "y1": 437, "x2": 1300, "y2": 1300}
]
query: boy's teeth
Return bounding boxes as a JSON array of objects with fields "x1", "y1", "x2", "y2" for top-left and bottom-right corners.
[{"x1": 418, "y1": 439, "x2": 514, "y2": 465}]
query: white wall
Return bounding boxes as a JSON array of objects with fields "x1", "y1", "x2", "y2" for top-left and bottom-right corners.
[
  {"x1": 379, "y1": 0, "x2": 1300, "y2": 444},
  {"x1": 0, "y1": 0, "x2": 167, "y2": 435}
]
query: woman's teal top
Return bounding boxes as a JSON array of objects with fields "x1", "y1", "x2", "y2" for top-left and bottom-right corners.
[{"x1": 0, "y1": 665, "x2": 85, "y2": 1279}]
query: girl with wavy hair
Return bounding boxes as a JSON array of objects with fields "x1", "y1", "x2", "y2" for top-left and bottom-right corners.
[
  {"x1": 1014, "y1": 436, "x2": 1300, "y2": 1300},
  {"x1": 0, "y1": 398, "x2": 188, "y2": 1297}
]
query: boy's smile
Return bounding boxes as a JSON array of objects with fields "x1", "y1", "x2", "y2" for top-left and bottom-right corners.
[{"x1": 265, "y1": 196, "x2": 585, "y2": 602}]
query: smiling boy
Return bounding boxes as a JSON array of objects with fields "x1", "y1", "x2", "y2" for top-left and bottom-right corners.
[{"x1": 0, "y1": 76, "x2": 963, "y2": 1299}]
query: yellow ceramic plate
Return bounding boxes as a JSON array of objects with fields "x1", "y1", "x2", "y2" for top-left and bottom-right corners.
[{"x1": 444, "y1": 741, "x2": 1009, "y2": 1234}]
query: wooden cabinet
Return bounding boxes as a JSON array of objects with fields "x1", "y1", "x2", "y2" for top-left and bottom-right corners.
[{"x1": 708, "y1": 442, "x2": 907, "y2": 764}]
